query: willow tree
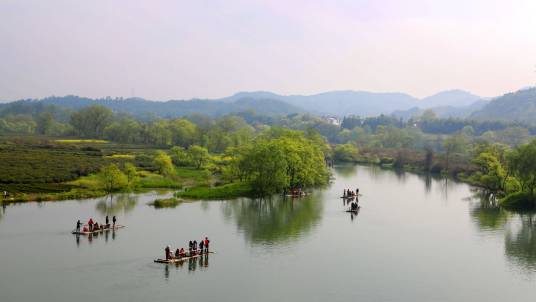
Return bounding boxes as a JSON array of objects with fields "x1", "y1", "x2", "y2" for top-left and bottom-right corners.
[{"x1": 98, "y1": 164, "x2": 127, "y2": 193}]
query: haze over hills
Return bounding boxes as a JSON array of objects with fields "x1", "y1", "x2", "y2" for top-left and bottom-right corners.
[
  {"x1": 8, "y1": 96, "x2": 303, "y2": 118},
  {"x1": 392, "y1": 100, "x2": 489, "y2": 120},
  {"x1": 418, "y1": 89, "x2": 483, "y2": 108},
  {"x1": 213, "y1": 89, "x2": 483, "y2": 117},
  {"x1": 1, "y1": 89, "x2": 489, "y2": 119}
]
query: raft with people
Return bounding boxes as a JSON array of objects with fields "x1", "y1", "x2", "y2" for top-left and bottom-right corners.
[
  {"x1": 72, "y1": 216, "x2": 123, "y2": 235},
  {"x1": 155, "y1": 237, "x2": 212, "y2": 264},
  {"x1": 154, "y1": 251, "x2": 214, "y2": 264}
]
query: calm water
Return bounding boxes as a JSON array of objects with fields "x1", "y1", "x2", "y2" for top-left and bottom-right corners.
[{"x1": 1, "y1": 165, "x2": 535, "y2": 302}]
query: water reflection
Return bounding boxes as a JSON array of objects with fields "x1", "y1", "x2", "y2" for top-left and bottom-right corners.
[
  {"x1": 469, "y1": 189, "x2": 536, "y2": 273},
  {"x1": 0, "y1": 202, "x2": 5, "y2": 222},
  {"x1": 74, "y1": 229, "x2": 118, "y2": 247},
  {"x1": 163, "y1": 254, "x2": 210, "y2": 279},
  {"x1": 222, "y1": 194, "x2": 323, "y2": 245},
  {"x1": 468, "y1": 189, "x2": 509, "y2": 232},
  {"x1": 505, "y1": 212, "x2": 536, "y2": 273},
  {"x1": 333, "y1": 165, "x2": 358, "y2": 177},
  {"x1": 96, "y1": 194, "x2": 138, "y2": 216}
]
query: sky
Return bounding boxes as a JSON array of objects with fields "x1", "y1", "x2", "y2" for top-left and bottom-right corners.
[{"x1": 1, "y1": 0, "x2": 535, "y2": 101}]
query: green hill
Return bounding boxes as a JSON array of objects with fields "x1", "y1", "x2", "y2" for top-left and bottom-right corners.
[{"x1": 471, "y1": 88, "x2": 536, "y2": 123}]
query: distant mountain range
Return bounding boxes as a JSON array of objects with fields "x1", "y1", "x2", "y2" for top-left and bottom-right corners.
[
  {"x1": 3, "y1": 89, "x2": 487, "y2": 118},
  {"x1": 219, "y1": 89, "x2": 484, "y2": 117},
  {"x1": 5, "y1": 87, "x2": 536, "y2": 123}
]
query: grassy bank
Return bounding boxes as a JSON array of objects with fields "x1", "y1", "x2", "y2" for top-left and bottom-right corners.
[{"x1": 176, "y1": 182, "x2": 252, "y2": 200}]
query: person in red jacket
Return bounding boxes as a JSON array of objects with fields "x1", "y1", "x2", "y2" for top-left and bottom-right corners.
[
  {"x1": 88, "y1": 218, "x2": 94, "y2": 231},
  {"x1": 204, "y1": 237, "x2": 210, "y2": 253}
]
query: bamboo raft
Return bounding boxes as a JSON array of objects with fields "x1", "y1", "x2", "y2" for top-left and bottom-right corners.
[
  {"x1": 72, "y1": 225, "x2": 125, "y2": 235},
  {"x1": 345, "y1": 207, "x2": 360, "y2": 213},
  {"x1": 154, "y1": 251, "x2": 214, "y2": 264}
]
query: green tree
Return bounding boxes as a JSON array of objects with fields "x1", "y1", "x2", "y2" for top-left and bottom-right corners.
[
  {"x1": 508, "y1": 140, "x2": 536, "y2": 196},
  {"x1": 334, "y1": 144, "x2": 359, "y2": 162},
  {"x1": 97, "y1": 164, "x2": 128, "y2": 193},
  {"x1": 153, "y1": 151, "x2": 175, "y2": 177},
  {"x1": 188, "y1": 145, "x2": 210, "y2": 169},
  {"x1": 170, "y1": 146, "x2": 191, "y2": 166},
  {"x1": 70, "y1": 105, "x2": 113, "y2": 138},
  {"x1": 124, "y1": 163, "x2": 138, "y2": 188},
  {"x1": 169, "y1": 118, "x2": 198, "y2": 147},
  {"x1": 443, "y1": 134, "x2": 467, "y2": 173}
]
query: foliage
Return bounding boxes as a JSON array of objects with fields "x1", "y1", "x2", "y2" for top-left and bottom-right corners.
[
  {"x1": 124, "y1": 163, "x2": 138, "y2": 188},
  {"x1": 97, "y1": 164, "x2": 127, "y2": 193},
  {"x1": 153, "y1": 151, "x2": 175, "y2": 177},
  {"x1": 334, "y1": 144, "x2": 359, "y2": 162},
  {"x1": 70, "y1": 105, "x2": 113, "y2": 138},
  {"x1": 229, "y1": 129, "x2": 329, "y2": 194},
  {"x1": 150, "y1": 197, "x2": 183, "y2": 208},
  {"x1": 187, "y1": 145, "x2": 210, "y2": 168},
  {"x1": 508, "y1": 140, "x2": 536, "y2": 195},
  {"x1": 500, "y1": 192, "x2": 536, "y2": 210},
  {"x1": 176, "y1": 182, "x2": 252, "y2": 199}
]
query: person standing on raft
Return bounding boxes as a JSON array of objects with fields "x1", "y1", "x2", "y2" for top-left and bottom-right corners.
[
  {"x1": 88, "y1": 218, "x2": 94, "y2": 232},
  {"x1": 199, "y1": 240, "x2": 204, "y2": 254},
  {"x1": 76, "y1": 220, "x2": 81, "y2": 232},
  {"x1": 204, "y1": 237, "x2": 210, "y2": 253},
  {"x1": 165, "y1": 246, "x2": 171, "y2": 260}
]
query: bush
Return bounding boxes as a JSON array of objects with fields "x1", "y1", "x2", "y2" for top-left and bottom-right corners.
[
  {"x1": 150, "y1": 198, "x2": 183, "y2": 208},
  {"x1": 500, "y1": 192, "x2": 536, "y2": 210}
]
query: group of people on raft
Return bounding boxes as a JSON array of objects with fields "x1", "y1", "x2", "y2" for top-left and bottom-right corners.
[
  {"x1": 165, "y1": 237, "x2": 210, "y2": 260},
  {"x1": 343, "y1": 188, "x2": 359, "y2": 198},
  {"x1": 343, "y1": 188, "x2": 360, "y2": 212},
  {"x1": 76, "y1": 216, "x2": 117, "y2": 233}
]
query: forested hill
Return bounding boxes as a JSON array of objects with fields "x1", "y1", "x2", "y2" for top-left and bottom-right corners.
[
  {"x1": 8, "y1": 96, "x2": 303, "y2": 118},
  {"x1": 3, "y1": 89, "x2": 487, "y2": 118},
  {"x1": 470, "y1": 88, "x2": 536, "y2": 123}
]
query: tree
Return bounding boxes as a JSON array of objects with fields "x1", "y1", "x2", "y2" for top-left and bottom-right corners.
[
  {"x1": 124, "y1": 163, "x2": 138, "y2": 188},
  {"x1": 70, "y1": 105, "x2": 113, "y2": 138},
  {"x1": 443, "y1": 134, "x2": 467, "y2": 173},
  {"x1": 36, "y1": 112, "x2": 54, "y2": 135},
  {"x1": 153, "y1": 151, "x2": 175, "y2": 177},
  {"x1": 334, "y1": 144, "x2": 359, "y2": 162},
  {"x1": 188, "y1": 145, "x2": 210, "y2": 169},
  {"x1": 508, "y1": 140, "x2": 536, "y2": 196},
  {"x1": 169, "y1": 119, "x2": 198, "y2": 147},
  {"x1": 170, "y1": 146, "x2": 190, "y2": 166},
  {"x1": 97, "y1": 164, "x2": 128, "y2": 193}
]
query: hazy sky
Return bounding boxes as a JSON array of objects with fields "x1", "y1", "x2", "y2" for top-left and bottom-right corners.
[{"x1": 1, "y1": 0, "x2": 535, "y2": 101}]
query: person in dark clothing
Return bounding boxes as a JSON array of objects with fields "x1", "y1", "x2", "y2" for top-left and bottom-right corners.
[
  {"x1": 175, "y1": 248, "x2": 181, "y2": 259},
  {"x1": 165, "y1": 246, "x2": 171, "y2": 260},
  {"x1": 112, "y1": 216, "x2": 117, "y2": 227},
  {"x1": 76, "y1": 220, "x2": 81, "y2": 232},
  {"x1": 105, "y1": 216, "x2": 109, "y2": 226},
  {"x1": 193, "y1": 240, "x2": 198, "y2": 254},
  {"x1": 188, "y1": 241, "x2": 193, "y2": 255},
  {"x1": 199, "y1": 240, "x2": 204, "y2": 254}
]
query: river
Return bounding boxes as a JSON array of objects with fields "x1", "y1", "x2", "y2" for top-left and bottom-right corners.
[{"x1": 0, "y1": 165, "x2": 535, "y2": 302}]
